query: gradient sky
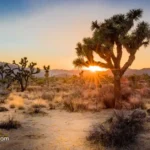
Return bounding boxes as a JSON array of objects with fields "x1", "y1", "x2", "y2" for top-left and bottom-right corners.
[{"x1": 0, "y1": 0, "x2": 150, "y2": 69}]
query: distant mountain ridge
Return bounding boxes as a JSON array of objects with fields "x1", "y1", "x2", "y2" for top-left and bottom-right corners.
[
  {"x1": 0, "y1": 62, "x2": 150, "y2": 77},
  {"x1": 38, "y1": 68, "x2": 150, "y2": 77},
  {"x1": 124, "y1": 68, "x2": 150, "y2": 76}
]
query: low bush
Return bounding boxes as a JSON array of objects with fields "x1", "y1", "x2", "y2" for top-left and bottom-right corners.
[
  {"x1": 63, "y1": 98, "x2": 87, "y2": 112},
  {"x1": 49, "y1": 103, "x2": 55, "y2": 110},
  {"x1": 41, "y1": 92, "x2": 55, "y2": 101},
  {"x1": 121, "y1": 86, "x2": 133, "y2": 100},
  {"x1": 98, "y1": 84, "x2": 115, "y2": 108},
  {"x1": 9, "y1": 104, "x2": 15, "y2": 109},
  {"x1": 0, "y1": 117, "x2": 21, "y2": 130},
  {"x1": 87, "y1": 109, "x2": 146, "y2": 149},
  {"x1": 0, "y1": 106, "x2": 8, "y2": 112},
  {"x1": 139, "y1": 87, "x2": 150, "y2": 98},
  {"x1": 27, "y1": 108, "x2": 47, "y2": 116},
  {"x1": 32, "y1": 99, "x2": 47, "y2": 108}
]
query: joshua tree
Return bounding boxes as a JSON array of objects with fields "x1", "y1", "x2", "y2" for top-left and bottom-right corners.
[
  {"x1": 0, "y1": 64, "x2": 5, "y2": 80},
  {"x1": 0, "y1": 63, "x2": 14, "y2": 88},
  {"x1": 43, "y1": 65, "x2": 50, "y2": 86},
  {"x1": 5, "y1": 57, "x2": 40, "y2": 92},
  {"x1": 73, "y1": 9, "x2": 150, "y2": 108}
]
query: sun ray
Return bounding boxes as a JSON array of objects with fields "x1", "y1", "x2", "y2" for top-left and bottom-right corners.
[{"x1": 83, "y1": 66, "x2": 107, "y2": 72}]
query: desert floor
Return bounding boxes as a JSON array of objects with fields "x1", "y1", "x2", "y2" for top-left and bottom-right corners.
[
  {"x1": 0, "y1": 108, "x2": 150, "y2": 150},
  {"x1": 0, "y1": 108, "x2": 112, "y2": 150}
]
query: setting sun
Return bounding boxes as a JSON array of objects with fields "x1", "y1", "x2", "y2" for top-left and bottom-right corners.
[{"x1": 83, "y1": 66, "x2": 107, "y2": 72}]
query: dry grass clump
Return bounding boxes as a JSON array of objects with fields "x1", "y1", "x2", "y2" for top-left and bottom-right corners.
[
  {"x1": 0, "y1": 117, "x2": 21, "y2": 130},
  {"x1": 23, "y1": 91, "x2": 41, "y2": 100},
  {"x1": 8, "y1": 93, "x2": 25, "y2": 109},
  {"x1": 121, "y1": 86, "x2": 133, "y2": 100},
  {"x1": 0, "y1": 89, "x2": 9, "y2": 96},
  {"x1": 98, "y1": 84, "x2": 115, "y2": 108},
  {"x1": 18, "y1": 105, "x2": 25, "y2": 110},
  {"x1": 41, "y1": 91, "x2": 55, "y2": 101},
  {"x1": 0, "y1": 89, "x2": 10, "y2": 103},
  {"x1": 0, "y1": 97, "x2": 6, "y2": 104},
  {"x1": 139, "y1": 87, "x2": 150, "y2": 98},
  {"x1": 128, "y1": 95, "x2": 143, "y2": 108},
  {"x1": 26, "y1": 86, "x2": 42, "y2": 92},
  {"x1": 31, "y1": 99, "x2": 48, "y2": 108},
  {"x1": 27, "y1": 107, "x2": 48, "y2": 116},
  {"x1": 49, "y1": 103, "x2": 56, "y2": 110},
  {"x1": 63, "y1": 98, "x2": 88, "y2": 112},
  {"x1": 87, "y1": 109, "x2": 147, "y2": 149},
  {"x1": 9, "y1": 104, "x2": 15, "y2": 109},
  {"x1": 82, "y1": 89, "x2": 99, "y2": 99},
  {"x1": 0, "y1": 106, "x2": 9, "y2": 112}
]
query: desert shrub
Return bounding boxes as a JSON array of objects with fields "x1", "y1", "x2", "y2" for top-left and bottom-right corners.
[
  {"x1": 100, "y1": 75, "x2": 114, "y2": 84},
  {"x1": 0, "y1": 89, "x2": 9, "y2": 96},
  {"x1": 71, "y1": 89, "x2": 82, "y2": 98},
  {"x1": 8, "y1": 95, "x2": 24, "y2": 109},
  {"x1": 41, "y1": 92, "x2": 55, "y2": 101},
  {"x1": 9, "y1": 104, "x2": 15, "y2": 109},
  {"x1": 32, "y1": 99, "x2": 47, "y2": 108},
  {"x1": 87, "y1": 109, "x2": 146, "y2": 149},
  {"x1": 121, "y1": 86, "x2": 133, "y2": 100},
  {"x1": 83, "y1": 89, "x2": 99, "y2": 99},
  {"x1": 29, "y1": 108, "x2": 41, "y2": 114},
  {"x1": 18, "y1": 106, "x2": 25, "y2": 110},
  {"x1": 49, "y1": 103, "x2": 55, "y2": 110},
  {"x1": 31, "y1": 108, "x2": 43, "y2": 114},
  {"x1": 63, "y1": 98, "x2": 87, "y2": 112},
  {"x1": 0, "y1": 117, "x2": 21, "y2": 130},
  {"x1": 98, "y1": 84, "x2": 115, "y2": 108},
  {"x1": 27, "y1": 107, "x2": 47, "y2": 116},
  {"x1": 0, "y1": 97, "x2": 7, "y2": 104},
  {"x1": 27, "y1": 86, "x2": 42, "y2": 92},
  {"x1": 128, "y1": 95, "x2": 143, "y2": 109},
  {"x1": 139, "y1": 87, "x2": 150, "y2": 98},
  {"x1": 0, "y1": 89, "x2": 10, "y2": 103},
  {"x1": 0, "y1": 106, "x2": 8, "y2": 112},
  {"x1": 34, "y1": 78, "x2": 45, "y2": 86},
  {"x1": 102, "y1": 93, "x2": 115, "y2": 108}
]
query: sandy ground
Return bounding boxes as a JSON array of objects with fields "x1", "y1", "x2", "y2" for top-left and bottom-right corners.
[
  {"x1": 0, "y1": 108, "x2": 150, "y2": 150},
  {"x1": 0, "y1": 108, "x2": 114, "y2": 150}
]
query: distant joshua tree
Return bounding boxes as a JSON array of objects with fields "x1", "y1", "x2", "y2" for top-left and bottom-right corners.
[
  {"x1": 5, "y1": 57, "x2": 40, "y2": 92},
  {"x1": 73, "y1": 9, "x2": 150, "y2": 108},
  {"x1": 0, "y1": 63, "x2": 14, "y2": 88},
  {"x1": 43, "y1": 65, "x2": 50, "y2": 86}
]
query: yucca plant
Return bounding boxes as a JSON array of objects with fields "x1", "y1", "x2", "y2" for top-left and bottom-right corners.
[{"x1": 73, "y1": 9, "x2": 150, "y2": 108}]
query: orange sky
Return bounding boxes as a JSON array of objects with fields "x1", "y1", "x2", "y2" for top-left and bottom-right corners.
[{"x1": 0, "y1": 0, "x2": 150, "y2": 69}]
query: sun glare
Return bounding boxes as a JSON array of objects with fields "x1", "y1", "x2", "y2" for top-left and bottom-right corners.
[{"x1": 83, "y1": 66, "x2": 107, "y2": 72}]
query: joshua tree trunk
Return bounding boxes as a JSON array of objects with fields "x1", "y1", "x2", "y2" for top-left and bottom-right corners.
[
  {"x1": 20, "y1": 82, "x2": 25, "y2": 92},
  {"x1": 113, "y1": 70, "x2": 122, "y2": 109},
  {"x1": 114, "y1": 76, "x2": 122, "y2": 109},
  {"x1": 19, "y1": 80, "x2": 26, "y2": 92}
]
